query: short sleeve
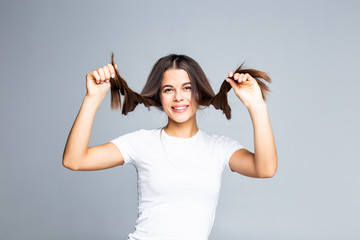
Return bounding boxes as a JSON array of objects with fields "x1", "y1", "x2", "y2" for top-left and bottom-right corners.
[
  {"x1": 218, "y1": 136, "x2": 245, "y2": 170},
  {"x1": 110, "y1": 129, "x2": 145, "y2": 166}
]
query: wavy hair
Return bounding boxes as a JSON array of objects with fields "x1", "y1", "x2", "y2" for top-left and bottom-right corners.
[{"x1": 109, "y1": 52, "x2": 271, "y2": 119}]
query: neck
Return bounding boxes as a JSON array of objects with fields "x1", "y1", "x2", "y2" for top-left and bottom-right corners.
[{"x1": 164, "y1": 117, "x2": 199, "y2": 138}]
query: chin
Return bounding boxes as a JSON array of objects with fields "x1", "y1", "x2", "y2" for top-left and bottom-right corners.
[
  {"x1": 165, "y1": 112, "x2": 195, "y2": 124},
  {"x1": 170, "y1": 117, "x2": 192, "y2": 124}
]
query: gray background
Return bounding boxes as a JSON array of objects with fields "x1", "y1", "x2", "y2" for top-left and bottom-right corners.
[{"x1": 1, "y1": 0, "x2": 359, "y2": 239}]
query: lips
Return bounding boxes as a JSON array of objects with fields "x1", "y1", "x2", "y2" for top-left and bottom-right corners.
[{"x1": 171, "y1": 105, "x2": 189, "y2": 113}]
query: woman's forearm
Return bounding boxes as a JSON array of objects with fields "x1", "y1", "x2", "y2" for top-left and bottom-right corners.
[
  {"x1": 62, "y1": 95, "x2": 104, "y2": 169},
  {"x1": 248, "y1": 101, "x2": 278, "y2": 178}
]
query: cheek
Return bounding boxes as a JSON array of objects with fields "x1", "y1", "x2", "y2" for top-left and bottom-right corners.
[
  {"x1": 191, "y1": 103, "x2": 198, "y2": 113},
  {"x1": 159, "y1": 92, "x2": 165, "y2": 103},
  {"x1": 159, "y1": 94, "x2": 170, "y2": 108},
  {"x1": 185, "y1": 93, "x2": 197, "y2": 108},
  {"x1": 159, "y1": 94, "x2": 164, "y2": 105},
  {"x1": 184, "y1": 92, "x2": 193, "y2": 101}
]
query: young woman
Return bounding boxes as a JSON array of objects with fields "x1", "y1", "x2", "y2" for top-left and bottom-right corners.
[{"x1": 62, "y1": 53, "x2": 277, "y2": 240}]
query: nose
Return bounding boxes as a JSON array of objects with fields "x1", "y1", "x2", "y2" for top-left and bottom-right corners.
[{"x1": 173, "y1": 90, "x2": 183, "y2": 102}]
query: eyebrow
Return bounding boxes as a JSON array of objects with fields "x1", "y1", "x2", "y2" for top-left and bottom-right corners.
[{"x1": 161, "y1": 82, "x2": 191, "y2": 90}]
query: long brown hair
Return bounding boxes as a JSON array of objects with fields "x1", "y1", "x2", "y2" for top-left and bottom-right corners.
[{"x1": 109, "y1": 52, "x2": 271, "y2": 119}]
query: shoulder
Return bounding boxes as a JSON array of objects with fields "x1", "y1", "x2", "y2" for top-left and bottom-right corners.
[
  {"x1": 200, "y1": 130, "x2": 235, "y2": 144},
  {"x1": 112, "y1": 128, "x2": 161, "y2": 142},
  {"x1": 128, "y1": 128, "x2": 157, "y2": 136},
  {"x1": 200, "y1": 130, "x2": 244, "y2": 151},
  {"x1": 122, "y1": 128, "x2": 161, "y2": 135}
]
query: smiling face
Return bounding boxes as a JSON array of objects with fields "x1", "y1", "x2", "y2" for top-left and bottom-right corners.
[{"x1": 160, "y1": 69, "x2": 198, "y2": 125}]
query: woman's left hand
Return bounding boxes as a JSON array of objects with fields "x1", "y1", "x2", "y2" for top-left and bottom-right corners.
[{"x1": 226, "y1": 72, "x2": 265, "y2": 109}]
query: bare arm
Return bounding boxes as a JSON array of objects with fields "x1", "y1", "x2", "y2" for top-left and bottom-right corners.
[
  {"x1": 229, "y1": 102, "x2": 277, "y2": 178},
  {"x1": 226, "y1": 72, "x2": 278, "y2": 178},
  {"x1": 249, "y1": 102, "x2": 277, "y2": 177},
  {"x1": 62, "y1": 63, "x2": 124, "y2": 171}
]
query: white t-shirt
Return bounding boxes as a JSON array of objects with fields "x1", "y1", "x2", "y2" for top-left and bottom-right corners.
[{"x1": 110, "y1": 128, "x2": 244, "y2": 240}]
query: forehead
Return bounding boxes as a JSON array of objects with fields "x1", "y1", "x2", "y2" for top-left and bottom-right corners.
[{"x1": 161, "y1": 69, "x2": 190, "y2": 86}]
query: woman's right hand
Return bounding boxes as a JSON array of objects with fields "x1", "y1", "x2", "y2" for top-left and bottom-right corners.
[{"x1": 85, "y1": 63, "x2": 117, "y2": 99}]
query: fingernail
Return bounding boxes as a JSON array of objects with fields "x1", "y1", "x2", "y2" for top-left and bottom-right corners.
[{"x1": 111, "y1": 74, "x2": 115, "y2": 78}]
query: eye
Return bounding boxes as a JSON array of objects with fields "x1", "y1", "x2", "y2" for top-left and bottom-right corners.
[
  {"x1": 184, "y1": 86, "x2": 191, "y2": 90},
  {"x1": 163, "y1": 88, "x2": 173, "y2": 93}
]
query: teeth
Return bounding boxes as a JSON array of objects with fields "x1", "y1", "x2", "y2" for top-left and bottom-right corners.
[{"x1": 173, "y1": 106, "x2": 187, "y2": 110}]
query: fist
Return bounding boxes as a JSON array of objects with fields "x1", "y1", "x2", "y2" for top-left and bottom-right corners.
[
  {"x1": 85, "y1": 63, "x2": 117, "y2": 98},
  {"x1": 226, "y1": 71, "x2": 264, "y2": 108}
]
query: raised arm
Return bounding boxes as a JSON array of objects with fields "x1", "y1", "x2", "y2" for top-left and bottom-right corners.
[
  {"x1": 226, "y1": 72, "x2": 277, "y2": 178},
  {"x1": 62, "y1": 63, "x2": 125, "y2": 171}
]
